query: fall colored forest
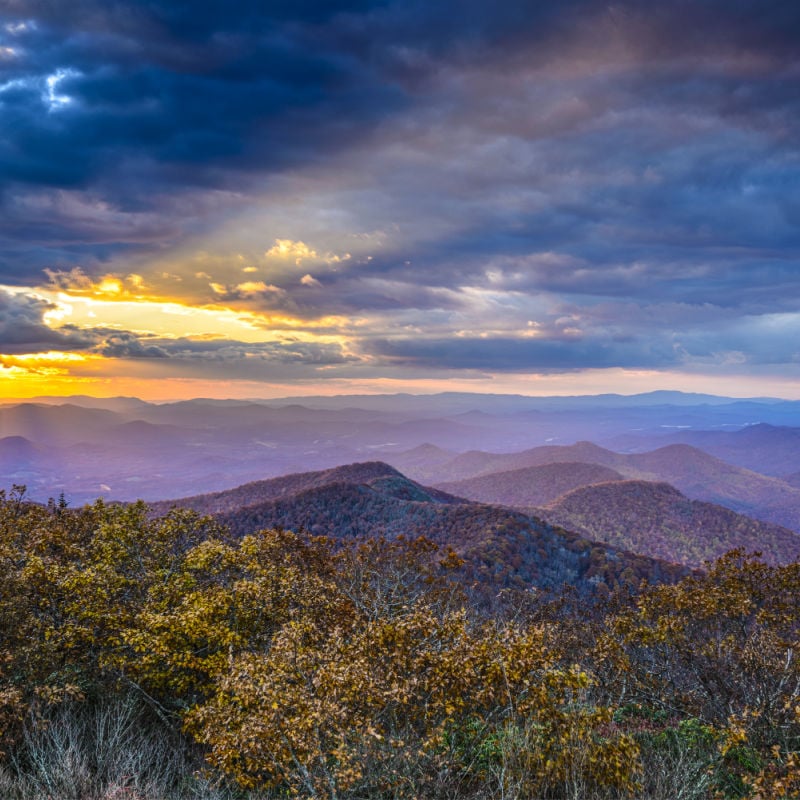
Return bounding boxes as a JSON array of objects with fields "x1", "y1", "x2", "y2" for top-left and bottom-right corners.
[{"x1": 1, "y1": 485, "x2": 800, "y2": 800}]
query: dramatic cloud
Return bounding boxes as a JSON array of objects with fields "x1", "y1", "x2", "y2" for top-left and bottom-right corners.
[
  {"x1": 0, "y1": 290, "x2": 97, "y2": 352},
  {"x1": 112, "y1": 336, "x2": 357, "y2": 368},
  {"x1": 1, "y1": 0, "x2": 799, "y2": 396}
]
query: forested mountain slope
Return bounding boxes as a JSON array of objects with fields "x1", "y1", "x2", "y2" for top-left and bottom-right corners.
[
  {"x1": 150, "y1": 461, "x2": 462, "y2": 516},
  {"x1": 3, "y1": 488, "x2": 799, "y2": 800},
  {"x1": 410, "y1": 442, "x2": 800, "y2": 532},
  {"x1": 435, "y1": 462, "x2": 624, "y2": 507},
  {"x1": 536, "y1": 480, "x2": 800, "y2": 567},
  {"x1": 156, "y1": 462, "x2": 689, "y2": 596}
]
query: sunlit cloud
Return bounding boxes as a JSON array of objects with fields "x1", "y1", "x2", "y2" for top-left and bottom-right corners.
[
  {"x1": 33, "y1": 291, "x2": 268, "y2": 342},
  {"x1": 1, "y1": 351, "x2": 89, "y2": 369},
  {"x1": 0, "y1": 0, "x2": 798, "y2": 399},
  {"x1": 44, "y1": 67, "x2": 79, "y2": 110},
  {"x1": 4, "y1": 20, "x2": 36, "y2": 36},
  {"x1": 209, "y1": 280, "x2": 286, "y2": 301},
  {"x1": 265, "y1": 239, "x2": 317, "y2": 265}
]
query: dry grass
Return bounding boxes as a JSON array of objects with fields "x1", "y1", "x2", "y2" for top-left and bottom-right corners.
[{"x1": 1, "y1": 693, "x2": 249, "y2": 800}]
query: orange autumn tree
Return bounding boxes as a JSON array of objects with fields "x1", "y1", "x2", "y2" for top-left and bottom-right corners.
[
  {"x1": 184, "y1": 536, "x2": 639, "y2": 799},
  {"x1": 6, "y1": 486, "x2": 800, "y2": 799},
  {"x1": 602, "y1": 551, "x2": 800, "y2": 798}
]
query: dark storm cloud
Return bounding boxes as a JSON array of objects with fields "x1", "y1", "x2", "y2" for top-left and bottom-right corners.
[
  {"x1": 0, "y1": 0, "x2": 405, "y2": 278},
  {"x1": 0, "y1": 290, "x2": 97, "y2": 352},
  {"x1": 0, "y1": 35, "x2": 370, "y2": 196},
  {"x1": 96, "y1": 333, "x2": 355, "y2": 367},
  {"x1": 364, "y1": 334, "x2": 680, "y2": 372}
]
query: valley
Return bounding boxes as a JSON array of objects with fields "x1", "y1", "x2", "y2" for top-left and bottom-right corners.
[{"x1": 3, "y1": 391, "x2": 800, "y2": 575}]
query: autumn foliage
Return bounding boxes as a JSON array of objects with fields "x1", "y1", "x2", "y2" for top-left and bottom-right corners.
[{"x1": 1, "y1": 486, "x2": 799, "y2": 799}]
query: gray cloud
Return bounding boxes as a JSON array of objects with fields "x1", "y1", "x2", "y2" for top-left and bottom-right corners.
[
  {"x1": 98, "y1": 332, "x2": 171, "y2": 359},
  {"x1": 86, "y1": 331, "x2": 356, "y2": 369},
  {"x1": 362, "y1": 334, "x2": 679, "y2": 372},
  {"x1": 1, "y1": 0, "x2": 799, "y2": 385},
  {"x1": 141, "y1": 337, "x2": 357, "y2": 366},
  {"x1": 0, "y1": 290, "x2": 97, "y2": 352}
]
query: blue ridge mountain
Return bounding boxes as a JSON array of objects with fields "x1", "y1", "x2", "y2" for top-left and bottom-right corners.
[
  {"x1": 2, "y1": 394, "x2": 800, "y2": 523},
  {"x1": 402, "y1": 442, "x2": 800, "y2": 533},
  {"x1": 605, "y1": 423, "x2": 800, "y2": 478},
  {"x1": 536, "y1": 480, "x2": 800, "y2": 568},
  {"x1": 435, "y1": 462, "x2": 625, "y2": 507},
  {"x1": 151, "y1": 461, "x2": 690, "y2": 596}
]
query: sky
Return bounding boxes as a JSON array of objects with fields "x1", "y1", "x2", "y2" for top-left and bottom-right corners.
[{"x1": 0, "y1": 0, "x2": 799, "y2": 401}]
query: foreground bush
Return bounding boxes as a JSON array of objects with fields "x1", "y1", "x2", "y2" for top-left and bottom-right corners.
[{"x1": 1, "y1": 489, "x2": 799, "y2": 798}]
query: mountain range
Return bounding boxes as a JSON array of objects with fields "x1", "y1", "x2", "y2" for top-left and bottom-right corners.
[
  {"x1": 538, "y1": 480, "x2": 800, "y2": 567},
  {"x1": 149, "y1": 453, "x2": 800, "y2": 592},
  {"x1": 3, "y1": 392, "x2": 800, "y2": 578},
  {"x1": 409, "y1": 441, "x2": 800, "y2": 533},
  {"x1": 0, "y1": 392, "x2": 798, "y2": 508},
  {"x1": 152, "y1": 461, "x2": 690, "y2": 596}
]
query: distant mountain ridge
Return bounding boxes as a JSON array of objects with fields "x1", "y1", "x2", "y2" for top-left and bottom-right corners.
[
  {"x1": 411, "y1": 441, "x2": 616, "y2": 483},
  {"x1": 413, "y1": 441, "x2": 800, "y2": 533},
  {"x1": 0, "y1": 435, "x2": 42, "y2": 461},
  {"x1": 606, "y1": 423, "x2": 800, "y2": 478},
  {"x1": 152, "y1": 461, "x2": 689, "y2": 596},
  {"x1": 3, "y1": 391, "x2": 800, "y2": 508},
  {"x1": 436, "y1": 462, "x2": 624, "y2": 507},
  {"x1": 254, "y1": 390, "x2": 791, "y2": 412},
  {"x1": 0, "y1": 436, "x2": 55, "y2": 479}
]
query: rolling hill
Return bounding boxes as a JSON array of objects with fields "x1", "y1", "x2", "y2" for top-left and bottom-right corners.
[
  {"x1": 537, "y1": 480, "x2": 800, "y2": 567},
  {"x1": 410, "y1": 441, "x2": 800, "y2": 533},
  {"x1": 397, "y1": 441, "x2": 622, "y2": 484},
  {"x1": 606, "y1": 423, "x2": 800, "y2": 478},
  {"x1": 153, "y1": 462, "x2": 689, "y2": 596},
  {"x1": 435, "y1": 462, "x2": 624, "y2": 507}
]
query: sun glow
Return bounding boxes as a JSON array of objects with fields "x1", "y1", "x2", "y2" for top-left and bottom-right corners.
[
  {"x1": 0, "y1": 351, "x2": 90, "y2": 371},
  {"x1": 36, "y1": 289, "x2": 269, "y2": 341},
  {"x1": 0, "y1": 351, "x2": 105, "y2": 397},
  {"x1": 96, "y1": 278, "x2": 123, "y2": 295},
  {"x1": 0, "y1": 278, "x2": 368, "y2": 399}
]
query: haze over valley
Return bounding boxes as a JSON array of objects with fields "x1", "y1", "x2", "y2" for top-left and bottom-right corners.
[{"x1": 3, "y1": 390, "x2": 800, "y2": 574}]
